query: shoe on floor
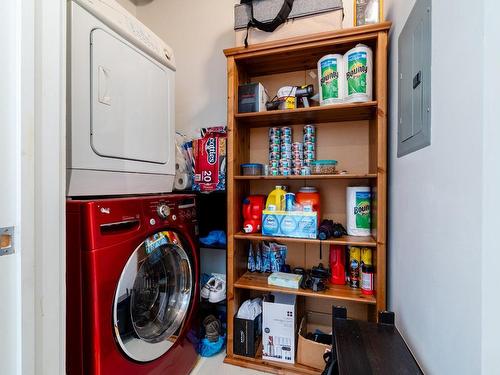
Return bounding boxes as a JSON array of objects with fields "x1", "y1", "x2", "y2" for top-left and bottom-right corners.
[
  {"x1": 208, "y1": 278, "x2": 226, "y2": 303},
  {"x1": 201, "y1": 277, "x2": 217, "y2": 300},
  {"x1": 203, "y1": 315, "x2": 221, "y2": 343}
]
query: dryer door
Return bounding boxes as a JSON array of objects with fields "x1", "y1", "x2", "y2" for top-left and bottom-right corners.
[
  {"x1": 113, "y1": 231, "x2": 193, "y2": 362},
  {"x1": 90, "y1": 28, "x2": 173, "y2": 165}
]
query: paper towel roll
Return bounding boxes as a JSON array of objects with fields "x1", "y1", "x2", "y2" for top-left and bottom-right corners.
[
  {"x1": 344, "y1": 44, "x2": 373, "y2": 103},
  {"x1": 346, "y1": 186, "x2": 371, "y2": 236},
  {"x1": 318, "y1": 53, "x2": 345, "y2": 105},
  {"x1": 174, "y1": 172, "x2": 191, "y2": 191}
]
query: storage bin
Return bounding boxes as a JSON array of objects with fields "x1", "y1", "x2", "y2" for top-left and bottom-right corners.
[
  {"x1": 310, "y1": 160, "x2": 337, "y2": 174},
  {"x1": 241, "y1": 163, "x2": 264, "y2": 176},
  {"x1": 234, "y1": 0, "x2": 344, "y2": 47},
  {"x1": 233, "y1": 313, "x2": 262, "y2": 358},
  {"x1": 297, "y1": 311, "x2": 332, "y2": 370}
]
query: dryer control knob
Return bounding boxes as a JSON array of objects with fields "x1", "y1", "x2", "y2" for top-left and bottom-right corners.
[{"x1": 157, "y1": 204, "x2": 170, "y2": 219}]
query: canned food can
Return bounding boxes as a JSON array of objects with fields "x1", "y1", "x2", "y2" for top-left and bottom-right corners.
[
  {"x1": 292, "y1": 167, "x2": 302, "y2": 175},
  {"x1": 304, "y1": 124, "x2": 316, "y2": 137},
  {"x1": 270, "y1": 167, "x2": 280, "y2": 176},
  {"x1": 300, "y1": 166, "x2": 311, "y2": 175},
  {"x1": 292, "y1": 142, "x2": 303, "y2": 151},
  {"x1": 269, "y1": 160, "x2": 279, "y2": 169},
  {"x1": 304, "y1": 141, "x2": 315, "y2": 152},
  {"x1": 304, "y1": 158, "x2": 314, "y2": 166},
  {"x1": 280, "y1": 167, "x2": 291, "y2": 176},
  {"x1": 269, "y1": 127, "x2": 281, "y2": 138},
  {"x1": 280, "y1": 143, "x2": 292, "y2": 153},
  {"x1": 303, "y1": 134, "x2": 316, "y2": 144},
  {"x1": 292, "y1": 159, "x2": 303, "y2": 168},
  {"x1": 305, "y1": 150, "x2": 315, "y2": 160},
  {"x1": 263, "y1": 165, "x2": 269, "y2": 176},
  {"x1": 269, "y1": 151, "x2": 280, "y2": 160},
  {"x1": 269, "y1": 135, "x2": 281, "y2": 145},
  {"x1": 281, "y1": 127, "x2": 292, "y2": 137},
  {"x1": 280, "y1": 151, "x2": 292, "y2": 160},
  {"x1": 279, "y1": 159, "x2": 291, "y2": 168},
  {"x1": 281, "y1": 135, "x2": 292, "y2": 144},
  {"x1": 349, "y1": 246, "x2": 361, "y2": 288},
  {"x1": 269, "y1": 144, "x2": 280, "y2": 153},
  {"x1": 292, "y1": 151, "x2": 304, "y2": 159}
]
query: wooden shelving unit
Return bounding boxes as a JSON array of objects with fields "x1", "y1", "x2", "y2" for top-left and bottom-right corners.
[{"x1": 224, "y1": 22, "x2": 390, "y2": 374}]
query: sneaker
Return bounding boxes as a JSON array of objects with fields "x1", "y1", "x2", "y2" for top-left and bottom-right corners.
[
  {"x1": 208, "y1": 278, "x2": 226, "y2": 303},
  {"x1": 203, "y1": 315, "x2": 221, "y2": 342},
  {"x1": 201, "y1": 277, "x2": 217, "y2": 300}
]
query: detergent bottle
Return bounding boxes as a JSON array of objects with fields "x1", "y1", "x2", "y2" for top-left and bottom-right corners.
[
  {"x1": 242, "y1": 195, "x2": 267, "y2": 233},
  {"x1": 266, "y1": 186, "x2": 286, "y2": 211}
]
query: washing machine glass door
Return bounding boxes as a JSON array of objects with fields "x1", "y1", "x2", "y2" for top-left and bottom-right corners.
[{"x1": 113, "y1": 231, "x2": 193, "y2": 362}]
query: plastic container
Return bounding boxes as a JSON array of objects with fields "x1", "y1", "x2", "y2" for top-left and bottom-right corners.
[
  {"x1": 266, "y1": 186, "x2": 287, "y2": 211},
  {"x1": 241, "y1": 163, "x2": 264, "y2": 176},
  {"x1": 296, "y1": 186, "x2": 321, "y2": 224},
  {"x1": 310, "y1": 160, "x2": 337, "y2": 175}
]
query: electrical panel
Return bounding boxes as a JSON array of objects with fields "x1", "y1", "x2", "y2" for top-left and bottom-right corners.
[{"x1": 398, "y1": 0, "x2": 432, "y2": 157}]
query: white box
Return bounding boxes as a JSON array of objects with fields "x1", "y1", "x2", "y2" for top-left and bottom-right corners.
[{"x1": 262, "y1": 293, "x2": 297, "y2": 364}]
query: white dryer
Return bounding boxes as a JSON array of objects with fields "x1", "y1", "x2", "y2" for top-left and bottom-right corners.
[{"x1": 68, "y1": 0, "x2": 176, "y2": 196}]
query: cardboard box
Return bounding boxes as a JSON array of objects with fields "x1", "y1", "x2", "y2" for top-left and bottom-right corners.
[
  {"x1": 233, "y1": 313, "x2": 262, "y2": 358},
  {"x1": 193, "y1": 127, "x2": 227, "y2": 192},
  {"x1": 268, "y1": 272, "x2": 302, "y2": 289},
  {"x1": 297, "y1": 312, "x2": 332, "y2": 370},
  {"x1": 262, "y1": 293, "x2": 297, "y2": 364},
  {"x1": 234, "y1": 0, "x2": 344, "y2": 47},
  {"x1": 238, "y1": 83, "x2": 269, "y2": 113},
  {"x1": 262, "y1": 210, "x2": 317, "y2": 239}
]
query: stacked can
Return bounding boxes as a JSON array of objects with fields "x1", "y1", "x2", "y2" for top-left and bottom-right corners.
[
  {"x1": 269, "y1": 127, "x2": 281, "y2": 176},
  {"x1": 280, "y1": 127, "x2": 292, "y2": 176},
  {"x1": 303, "y1": 124, "x2": 316, "y2": 169},
  {"x1": 291, "y1": 142, "x2": 303, "y2": 175}
]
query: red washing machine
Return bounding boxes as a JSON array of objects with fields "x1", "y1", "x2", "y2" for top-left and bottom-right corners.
[{"x1": 66, "y1": 194, "x2": 200, "y2": 375}]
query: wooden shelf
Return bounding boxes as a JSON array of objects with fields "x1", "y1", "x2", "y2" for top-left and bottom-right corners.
[
  {"x1": 233, "y1": 232, "x2": 377, "y2": 247},
  {"x1": 225, "y1": 354, "x2": 321, "y2": 375},
  {"x1": 234, "y1": 173, "x2": 377, "y2": 180},
  {"x1": 235, "y1": 101, "x2": 377, "y2": 127},
  {"x1": 234, "y1": 272, "x2": 376, "y2": 305}
]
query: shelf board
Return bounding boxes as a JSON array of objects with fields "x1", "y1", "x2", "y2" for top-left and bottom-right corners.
[
  {"x1": 234, "y1": 173, "x2": 377, "y2": 180},
  {"x1": 235, "y1": 101, "x2": 377, "y2": 127},
  {"x1": 233, "y1": 232, "x2": 377, "y2": 247},
  {"x1": 225, "y1": 353, "x2": 321, "y2": 375},
  {"x1": 234, "y1": 271, "x2": 376, "y2": 305}
]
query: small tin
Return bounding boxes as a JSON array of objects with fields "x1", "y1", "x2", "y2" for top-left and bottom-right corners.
[
  {"x1": 292, "y1": 142, "x2": 303, "y2": 151},
  {"x1": 269, "y1": 144, "x2": 280, "y2": 153},
  {"x1": 304, "y1": 124, "x2": 316, "y2": 136},
  {"x1": 305, "y1": 150, "x2": 315, "y2": 160},
  {"x1": 269, "y1": 160, "x2": 279, "y2": 169},
  {"x1": 300, "y1": 166, "x2": 311, "y2": 175},
  {"x1": 281, "y1": 134, "x2": 292, "y2": 144},
  {"x1": 269, "y1": 151, "x2": 280, "y2": 160},
  {"x1": 292, "y1": 159, "x2": 303, "y2": 168},
  {"x1": 304, "y1": 158, "x2": 314, "y2": 166},
  {"x1": 279, "y1": 159, "x2": 291, "y2": 168},
  {"x1": 269, "y1": 127, "x2": 281, "y2": 138},
  {"x1": 280, "y1": 167, "x2": 292, "y2": 176},
  {"x1": 292, "y1": 167, "x2": 302, "y2": 175},
  {"x1": 280, "y1": 151, "x2": 292, "y2": 160},
  {"x1": 269, "y1": 136, "x2": 281, "y2": 145},
  {"x1": 263, "y1": 165, "x2": 269, "y2": 176},
  {"x1": 304, "y1": 141, "x2": 315, "y2": 152},
  {"x1": 303, "y1": 134, "x2": 316, "y2": 144},
  {"x1": 270, "y1": 167, "x2": 280, "y2": 176},
  {"x1": 281, "y1": 127, "x2": 292, "y2": 137},
  {"x1": 280, "y1": 143, "x2": 292, "y2": 152},
  {"x1": 292, "y1": 151, "x2": 303, "y2": 159}
]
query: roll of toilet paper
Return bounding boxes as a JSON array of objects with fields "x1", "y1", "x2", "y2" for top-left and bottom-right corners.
[
  {"x1": 346, "y1": 186, "x2": 371, "y2": 236},
  {"x1": 174, "y1": 172, "x2": 191, "y2": 191},
  {"x1": 344, "y1": 44, "x2": 373, "y2": 103}
]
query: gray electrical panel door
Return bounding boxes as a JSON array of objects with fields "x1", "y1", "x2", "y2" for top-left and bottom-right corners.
[{"x1": 398, "y1": 0, "x2": 432, "y2": 157}]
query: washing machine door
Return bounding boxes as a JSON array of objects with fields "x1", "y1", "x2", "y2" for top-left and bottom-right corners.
[{"x1": 113, "y1": 231, "x2": 193, "y2": 362}]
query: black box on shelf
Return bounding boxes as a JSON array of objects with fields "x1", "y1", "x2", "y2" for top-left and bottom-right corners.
[
  {"x1": 233, "y1": 313, "x2": 262, "y2": 358},
  {"x1": 238, "y1": 83, "x2": 268, "y2": 113}
]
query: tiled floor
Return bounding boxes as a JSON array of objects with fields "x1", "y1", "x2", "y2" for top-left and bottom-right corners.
[{"x1": 191, "y1": 351, "x2": 264, "y2": 374}]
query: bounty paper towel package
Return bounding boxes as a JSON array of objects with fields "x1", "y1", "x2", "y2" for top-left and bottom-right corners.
[
  {"x1": 344, "y1": 44, "x2": 373, "y2": 102},
  {"x1": 318, "y1": 54, "x2": 345, "y2": 105},
  {"x1": 346, "y1": 186, "x2": 371, "y2": 236}
]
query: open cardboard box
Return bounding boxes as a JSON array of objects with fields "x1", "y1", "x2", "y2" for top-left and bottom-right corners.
[{"x1": 297, "y1": 311, "x2": 332, "y2": 370}]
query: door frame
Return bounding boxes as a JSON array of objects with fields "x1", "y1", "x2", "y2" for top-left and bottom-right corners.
[{"x1": 20, "y1": 0, "x2": 66, "y2": 374}]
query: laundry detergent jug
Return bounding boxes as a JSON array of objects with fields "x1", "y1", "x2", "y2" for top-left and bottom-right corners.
[
  {"x1": 242, "y1": 195, "x2": 267, "y2": 233},
  {"x1": 265, "y1": 186, "x2": 287, "y2": 211}
]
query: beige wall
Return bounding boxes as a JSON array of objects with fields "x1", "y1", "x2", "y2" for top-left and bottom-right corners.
[
  {"x1": 116, "y1": 0, "x2": 136, "y2": 16},
  {"x1": 136, "y1": 1, "x2": 354, "y2": 135}
]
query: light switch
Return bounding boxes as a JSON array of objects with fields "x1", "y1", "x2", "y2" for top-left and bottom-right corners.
[{"x1": 398, "y1": 0, "x2": 431, "y2": 157}]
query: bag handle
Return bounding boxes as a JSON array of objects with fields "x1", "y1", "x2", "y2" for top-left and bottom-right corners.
[{"x1": 241, "y1": 0, "x2": 295, "y2": 47}]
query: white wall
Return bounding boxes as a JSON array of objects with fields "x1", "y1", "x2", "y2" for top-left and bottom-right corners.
[
  {"x1": 0, "y1": 1, "x2": 21, "y2": 374},
  {"x1": 385, "y1": 0, "x2": 483, "y2": 373},
  {"x1": 116, "y1": 0, "x2": 137, "y2": 16}
]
